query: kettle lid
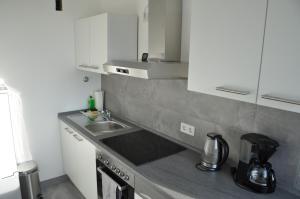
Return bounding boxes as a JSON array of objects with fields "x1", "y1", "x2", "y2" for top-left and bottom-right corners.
[{"x1": 207, "y1": 133, "x2": 222, "y2": 139}]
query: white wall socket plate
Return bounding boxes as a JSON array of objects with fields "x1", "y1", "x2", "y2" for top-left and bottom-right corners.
[{"x1": 180, "y1": 122, "x2": 195, "y2": 136}]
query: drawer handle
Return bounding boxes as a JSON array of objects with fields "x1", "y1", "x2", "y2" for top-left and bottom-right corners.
[
  {"x1": 73, "y1": 134, "x2": 83, "y2": 142},
  {"x1": 216, "y1": 87, "x2": 250, "y2": 95},
  {"x1": 65, "y1": 128, "x2": 73, "y2": 134},
  {"x1": 261, "y1": 94, "x2": 300, "y2": 105},
  {"x1": 79, "y1": 65, "x2": 99, "y2": 70}
]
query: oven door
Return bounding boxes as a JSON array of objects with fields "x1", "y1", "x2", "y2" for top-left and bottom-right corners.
[{"x1": 97, "y1": 165, "x2": 134, "y2": 199}]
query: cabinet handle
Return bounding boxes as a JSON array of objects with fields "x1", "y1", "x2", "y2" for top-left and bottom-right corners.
[
  {"x1": 79, "y1": 65, "x2": 99, "y2": 70},
  {"x1": 261, "y1": 94, "x2": 300, "y2": 106},
  {"x1": 65, "y1": 128, "x2": 73, "y2": 134},
  {"x1": 73, "y1": 134, "x2": 83, "y2": 142},
  {"x1": 216, "y1": 87, "x2": 250, "y2": 95}
]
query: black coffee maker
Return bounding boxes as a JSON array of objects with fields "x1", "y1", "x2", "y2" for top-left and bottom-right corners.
[{"x1": 232, "y1": 133, "x2": 279, "y2": 193}]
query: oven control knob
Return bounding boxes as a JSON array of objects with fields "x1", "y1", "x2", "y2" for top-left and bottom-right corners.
[
  {"x1": 111, "y1": 166, "x2": 116, "y2": 171},
  {"x1": 119, "y1": 172, "x2": 125, "y2": 177},
  {"x1": 116, "y1": 169, "x2": 120, "y2": 174},
  {"x1": 104, "y1": 160, "x2": 109, "y2": 165},
  {"x1": 124, "y1": 175, "x2": 129, "y2": 181},
  {"x1": 97, "y1": 155, "x2": 102, "y2": 160}
]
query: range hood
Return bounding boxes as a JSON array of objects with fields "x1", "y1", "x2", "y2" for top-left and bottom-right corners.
[
  {"x1": 104, "y1": 0, "x2": 188, "y2": 79},
  {"x1": 104, "y1": 60, "x2": 188, "y2": 79}
]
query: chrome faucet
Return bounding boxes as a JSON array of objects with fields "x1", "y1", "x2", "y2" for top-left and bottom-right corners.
[{"x1": 101, "y1": 109, "x2": 111, "y2": 121}]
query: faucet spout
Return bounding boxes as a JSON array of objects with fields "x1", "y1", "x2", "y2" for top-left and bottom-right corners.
[{"x1": 101, "y1": 110, "x2": 111, "y2": 121}]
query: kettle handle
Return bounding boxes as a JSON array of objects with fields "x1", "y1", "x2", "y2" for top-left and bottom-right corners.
[{"x1": 217, "y1": 137, "x2": 229, "y2": 168}]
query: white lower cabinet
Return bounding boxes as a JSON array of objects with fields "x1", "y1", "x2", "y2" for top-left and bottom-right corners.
[{"x1": 60, "y1": 121, "x2": 97, "y2": 199}]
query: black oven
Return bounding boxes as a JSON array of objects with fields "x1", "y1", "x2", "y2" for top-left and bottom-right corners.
[{"x1": 96, "y1": 155, "x2": 134, "y2": 199}]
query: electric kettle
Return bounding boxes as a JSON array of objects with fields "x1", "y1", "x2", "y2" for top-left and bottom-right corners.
[{"x1": 196, "y1": 133, "x2": 229, "y2": 171}]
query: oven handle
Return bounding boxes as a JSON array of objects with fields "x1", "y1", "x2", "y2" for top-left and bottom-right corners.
[{"x1": 97, "y1": 167, "x2": 128, "y2": 191}]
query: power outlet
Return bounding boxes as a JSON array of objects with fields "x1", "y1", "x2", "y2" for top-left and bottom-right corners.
[{"x1": 180, "y1": 122, "x2": 195, "y2": 136}]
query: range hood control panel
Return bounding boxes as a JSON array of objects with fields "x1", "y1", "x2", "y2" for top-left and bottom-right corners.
[{"x1": 116, "y1": 68, "x2": 129, "y2": 74}]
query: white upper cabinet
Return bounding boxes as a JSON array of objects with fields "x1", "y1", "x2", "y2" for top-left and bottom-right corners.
[
  {"x1": 75, "y1": 13, "x2": 137, "y2": 74},
  {"x1": 188, "y1": 0, "x2": 267, "y2": 103},
  {"x1": 89, "y1": 15, "x2": 108, "y2": 72},
  {"x1": 257, "y1": 0, "x2": 300, "y2": 113},
  {"x1": 75, "y1": 18, "x2": 90, "y2": 68}
]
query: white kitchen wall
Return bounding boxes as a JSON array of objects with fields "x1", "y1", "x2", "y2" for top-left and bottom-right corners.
[
  {"x1": 100, "y1": 0, "x2": 138, "y2": 15},
  {"x1": 0, "y1": 0, "x2": 103, "y2": 181},
  {"x1": 0, "y1": 0, "x2": 190, "y2": 181}
]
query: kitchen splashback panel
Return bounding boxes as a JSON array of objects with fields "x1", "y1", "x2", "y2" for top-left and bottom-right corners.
[{"x1": 101, "y1": 74, "x2": 300, "y2": 196}]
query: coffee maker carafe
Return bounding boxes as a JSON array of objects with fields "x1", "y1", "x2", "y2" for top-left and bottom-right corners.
[
  {"x1": 196, "y1": 133, "x2": 229, "y2": 171},
  {"x1": 232, "y1": 133, "x2": 279, "y2": 193}
]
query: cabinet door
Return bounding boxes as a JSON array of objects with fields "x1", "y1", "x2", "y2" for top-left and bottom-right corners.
[
  {"x1": 60, "y1": 122, "x2": 97, "y2": 199},
  {"x1": 60, "y1": 122, "x2": 74, "y2": 179},
  {"x1": 75, "y1": 18, "x2": 90, "y2": 68},
  {"x1": 188, "y1": 0, "x2": 267, "y2": 103},
  {"x1": 257, "y1": 0, "x2": 300, "y2": 113},
  {"x1": 73, "y1": 132, "x2": 97, "y2": 199},
  {"x1": 90, "y1": 14, "x2": 108, "y2": 74}
]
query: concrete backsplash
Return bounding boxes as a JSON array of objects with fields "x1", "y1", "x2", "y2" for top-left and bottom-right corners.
[{"x1": 101, "y1": 75, "x2": 300, "y2": 195}]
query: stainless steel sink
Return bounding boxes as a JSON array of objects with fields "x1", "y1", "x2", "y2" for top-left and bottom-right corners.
[
  {"x1": 85, "y1": 120, "x2": 130, "y2": 136},
  {"x1": 66, "y1": 112, "x2": 135, "y2": 137}
]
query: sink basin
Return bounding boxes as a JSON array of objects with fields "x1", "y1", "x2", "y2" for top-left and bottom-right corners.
[{"x1": 85, "y1": 120, "x2": 130, "y2": 136}]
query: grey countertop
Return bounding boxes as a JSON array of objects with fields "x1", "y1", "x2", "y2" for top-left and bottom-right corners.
[{"x1": 58, "y1": 111, "x2": 299, "y2": 199}]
